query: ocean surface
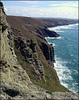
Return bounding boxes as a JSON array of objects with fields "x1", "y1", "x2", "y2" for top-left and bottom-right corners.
[{"x1": 46, "y1": 23, "x2": 78, "y2": 93}]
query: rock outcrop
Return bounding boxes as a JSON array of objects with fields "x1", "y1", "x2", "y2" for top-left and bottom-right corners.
[
  {"x1": 0, "y1": 2, "x2": 78, "y2": 100},
  {"x1": 38, "y1": 41, "x2": 55, "y2": 66},
  {"x1": 0, "y1": 2, "x2": 46, "y2": 99},
  {"x1": 38, "y1": 18, "x2": 78, "y2": 28},
  {"x1": 36, "y1": 27, "x2": 60, "y2": 37},
  {"x1": 14, "y1": 37, "x2": 45, "y2": 78}
]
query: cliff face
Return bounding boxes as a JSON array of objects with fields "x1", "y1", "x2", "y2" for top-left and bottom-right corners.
[
  {"x1": 0, "y1": 2, "x2": 78, "y2": 100},
  {"x1": 14, "y1": 37, "x2": 45, "y2": 78},
  {"x1": 6, "y1": 16, "x2": 59, "y2": 68},
  {"x1": 38, "y1": 41, "x2": 55, "y2": 66},
  {"x1": 38, "y1": 18, "x2": 78, "y2": 28},
  {"x1": 0, "y1": 2, "x2": 46, "y2": 99},
  {"x1": 7, "y1": 16, "x2": 60, "y2": 39},
  {"x1": 6, "y1": 10, "x2": 69, "y2": 94}
]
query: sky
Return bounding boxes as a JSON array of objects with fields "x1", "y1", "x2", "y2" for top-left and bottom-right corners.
[{"x1": 2, "y1": 1, "x2": 78, "y2": 19}]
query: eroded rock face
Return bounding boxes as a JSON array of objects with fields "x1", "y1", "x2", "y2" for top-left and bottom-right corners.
[
  {"x1": 0, "y1": 2, "x2": 8, "y2": 32},
  {"x1": 39, "y1": 42, "x2": 55, "y2": 66},
  {"x1": 0, "y1": 2, "x2": 46, "y2": 99},
  {"x1": 14, "y1": 37, "x2": 45, "y2": 77},
  {"x1": 37, "y1": 28, "x2": 60, "y2": 37}
]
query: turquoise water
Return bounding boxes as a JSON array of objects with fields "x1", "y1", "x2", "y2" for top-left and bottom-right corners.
[{"x1": 46, "y1": 23, "x2": 78, "y2": 93}]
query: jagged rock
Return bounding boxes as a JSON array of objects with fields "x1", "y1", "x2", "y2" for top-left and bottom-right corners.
[
  {"x1": 27, "y1": 39, "x2": 31, "y2": 46},
  {"x1": 52, "y1": 92, "x2": 79, "y2": 100},
  {"x1": 30, "y1": 39, "x2": 36, "y2": 52},
  {"x1": 14, "y1": 36, "x2": 45, "y2": 77},
  {"x1": 0, "y1": 2, "x2": 46, "y2": 99},
  {"x1": 39, "y1": 42, "x2": 55, "y2": 66},
  {"x1": 0, "y1": 2, "x2": 8, "y2": 32},
  {"x1": 38, "y1": 28, "x2": 60, "y2": 37},
  {"x1": 24, "y1": 47, "x2": 32, "y2": 58},
  {"x1": 1, "y1": 2, "x2": 78, "y2": 100},
  {"x1": 35, "y1": 59, "x2": 44, "y2": 76},
  {"x1": 7, "y1": 27, "x2": 14, "y2": 47}
]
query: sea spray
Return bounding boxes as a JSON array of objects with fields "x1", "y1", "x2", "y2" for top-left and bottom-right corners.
[{"x1": 46, "y1": 23, "x2": 78, "y2": 93}]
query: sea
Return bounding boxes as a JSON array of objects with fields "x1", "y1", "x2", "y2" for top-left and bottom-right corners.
[{"x1": 45, "y1": 23, "x2": 78, "y2": 93}]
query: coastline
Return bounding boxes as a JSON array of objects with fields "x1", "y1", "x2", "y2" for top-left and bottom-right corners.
[
  {"x1": 48, "y1": 23, "x2": 78, "y2": 31},
  {"x1": 45, "y1": 23, "x2": 78, "y2": 93},
  {"x1": 1, "y1": 1, "x2": 79, "y2": 99}
]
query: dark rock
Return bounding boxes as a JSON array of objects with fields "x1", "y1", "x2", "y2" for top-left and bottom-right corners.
[
  {"x1": 4, "y1": 89, "x2": 19, "y2": 97},
  {"x1": 27, "y1": 39, "x2": 31, "y2": 46},
  {"x1": 14, "y1": 37, "x2": 45, "y2": 77},
  {"x1": 13, "y1": 66, "x2": 18, "y2": 69},
  {"x1": 0, "y1": 2, "x2": 46, "y2": 99},
  {"x1": 22, "y1": 47, "x2": 32, "y2": 58},
  {"x1": 0, "y1": 60, "x2": 7, "y2": 66},
  {"x1": 39, "y1": 42, "x2": 55, "y2": 66},
  {"x1": 0, "y1": 2, "x2": 3, "y2": 7},
  {"x1": 30, "y1": 39, "x2": 36, "y2": 52},
  {"x1": 31, "y1": 95, "x2": 34, "y2": 97},
  {"x1": 35, "y1": 60, "x2": 44, "y2": 76},
  {"x1": 36, "y1": 28, "x2": 60, "y2": 37}
]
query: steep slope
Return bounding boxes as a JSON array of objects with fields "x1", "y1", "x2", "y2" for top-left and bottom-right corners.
[
  {"x1": 6, "y1": 12, "x2": 70, "y2": 94},
  {"x1": 7, "y1": 16, "x2": 60, "y2": 39},
  {"x1": 0, "y1": 2, "x2": 78, "y2": 100},
  {"x1": 37, "y1": 18, "x2": 78, "y2": 28},
  {"x1": 6, "y1": 15, "x2": 78, "y2": 99},
  {"x1": 0, "y1": 2, "x2": 46, "y2": 100}
]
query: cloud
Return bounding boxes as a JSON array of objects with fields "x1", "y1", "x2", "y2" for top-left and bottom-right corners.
[
  {"x1": 4, "y1": 5, "x2": 78, "y2": 19},
  {"x1": 49, "y1": 2, "x2": 78, "y2": 8},
  {"x1": 19, "y1": 1, "x2": 39, "y2": 4}
]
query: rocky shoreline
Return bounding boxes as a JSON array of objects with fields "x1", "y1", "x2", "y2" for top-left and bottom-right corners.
[
  {"x1": 0, "y1": 2, "x2": 78, "y2": 100},
  {"x1": 37, "y1": 18, "x2": 78, "y2": 28}
]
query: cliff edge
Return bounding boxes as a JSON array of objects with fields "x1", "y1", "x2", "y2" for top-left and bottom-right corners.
[
  {"x1": 0, "y1": 2, "x2": 46, "y2": 99},
  {"x1": 0, "y1": 2, "x2": 78, "y2": 100}
]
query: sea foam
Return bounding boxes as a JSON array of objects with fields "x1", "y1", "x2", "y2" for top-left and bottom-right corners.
[
  {"x1": 46, "y1": 23, "x2": 78, "y2": 93},
  {"x1": 45, "y1": 36, "x2": 63, "y2": 40},
  {"x1": 48, "y1": 23, "x2": 78, "y2": 31},
  {"x1": 53, "y1": 57, "x2": 78, "y2": 92}
]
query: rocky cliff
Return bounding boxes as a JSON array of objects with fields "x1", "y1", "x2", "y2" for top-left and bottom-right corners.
[
  {"x1": 38, "y1": 18, "x2": 78, "y2": 28},
  {"x1": 0, "y1": 2, "x2": 46, "y2": 99},
  {"x1": 0, "y1": 2, "x2": 78, "y2": 100},
  {"x1": 6, "y1": 16, "x2": 59, "y2": 68},
  {"x1": 14, "y1": 37, "x2": 45, "y2": 79}
]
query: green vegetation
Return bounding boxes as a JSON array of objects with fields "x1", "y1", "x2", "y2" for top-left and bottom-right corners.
[
  {"x1": 46, "y1": 90, "x2": 52, "y2": 95},
  {"x1": 32, "y1": 53, "x2": 37, "y2": 59},
  {"x1": 14, "y1": 41, "x2": 70, "y2": 94}
]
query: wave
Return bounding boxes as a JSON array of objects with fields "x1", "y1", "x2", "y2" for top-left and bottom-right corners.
[
  {"x1": 45, "y1": 36, "x2": 64, "y2": 46},
  {"x1": 46, "y1": 24, "x2": 78, "y2": 93},
  {"x1": 55, "y1": 31, "x2": 64, "y2": 32},
  {"x1": 54, "y1": 60, "x2": 73, "y2": 81},
  {"x1": 45, "y1": 36, "x2": 63, "y2": 40},
  {"x1": 54, "y1": 56, "x2": 78, "y2": 93},
  {"x1": 70, "y1": 82, "x2": 78, "y2": 93},
  {"x1": 47, "y1": 42, "x2": 55, "y2": 46},
  {"x1": 48, "y1": 23, "x2": 78, "y2": 31},
  {"x1": 73, "y1": 69, "x2": 78, "y2": 74}
]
